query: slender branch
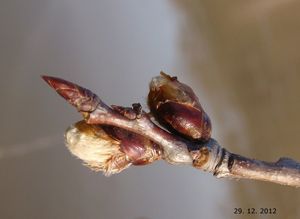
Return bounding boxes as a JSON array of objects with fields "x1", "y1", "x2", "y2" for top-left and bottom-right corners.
[
  {"x1": 191, "y1": 139, "x2": 300, "y2": 187},
  {"x1": 42, "y1": 76, "x2": 300, "y2": 187}
]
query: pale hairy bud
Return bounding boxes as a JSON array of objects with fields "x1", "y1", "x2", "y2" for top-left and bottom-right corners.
[
  {"x1": 65, "y1": 121, "x2": 131, "y2": 176},
  {"x1": 65, "y1": 121, "x2": 162, "y2": 176}
]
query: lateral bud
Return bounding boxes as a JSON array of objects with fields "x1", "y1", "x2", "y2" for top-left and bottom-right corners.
[
  {"x1": 64, "y1": 120, "x2": 161, "y2": 176},
  {"x1": 148, "y1": 71, "x2": 212, "y2": 141}
]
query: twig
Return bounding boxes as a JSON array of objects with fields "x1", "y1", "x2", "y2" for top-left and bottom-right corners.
[
  {"x1": 191, "y1": 139, "x2": 300, "y2": 187},
  {"x1": 42, "y1": 75, "x2": 300, "y2": 187}
]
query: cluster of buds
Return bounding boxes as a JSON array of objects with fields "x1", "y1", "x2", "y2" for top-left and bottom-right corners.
[
  {"x1": 42, "y1": 73, "x2": 300, "y2": 188},
  {"x1": 43, "y1": 72, "x2": 212, "y2": 175}
]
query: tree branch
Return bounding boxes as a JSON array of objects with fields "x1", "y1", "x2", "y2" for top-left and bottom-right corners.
[
  {"x1": 42, "y1": 75, "x2": 300, "y2": 187},
  {"x1": 191, "y1": 139, "x2": 300, "y2": 187}
]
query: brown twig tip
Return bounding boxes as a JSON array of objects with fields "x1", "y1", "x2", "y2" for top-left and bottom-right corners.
[
  {"x1": 42, "y1": 75, "x2": 101, "y2": 113},
  {"x1": 41, "y1": 75, "x2": 79, "y2": 100}
]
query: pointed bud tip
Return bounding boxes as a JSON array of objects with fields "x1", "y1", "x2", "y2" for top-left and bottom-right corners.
[
  {"x1": 41, "y1": 74, "x2": 79, "y2": 103},
  {"x1": 41, "y1": 75, "x2": 101, "y2": 113},
  {"x1": 41, "y1": 75, "x2": 53, "y2": 87},
  {"x1": 41, "y1": 75, "x2": 71, "y2": 91}
]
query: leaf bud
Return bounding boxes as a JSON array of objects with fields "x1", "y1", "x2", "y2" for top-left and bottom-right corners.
[{"x1": 148, "y1": 72, "x2": 211, "y2": 141}]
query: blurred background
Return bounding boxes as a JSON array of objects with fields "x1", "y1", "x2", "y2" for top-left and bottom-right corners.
[{"x1": 0, "y1": 0, "x2": 300, "y2": 218}]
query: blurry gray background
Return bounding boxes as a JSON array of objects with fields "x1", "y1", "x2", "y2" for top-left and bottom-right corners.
[{"x1": 0, "y1": 0, "x2": 300, "y2": 219}]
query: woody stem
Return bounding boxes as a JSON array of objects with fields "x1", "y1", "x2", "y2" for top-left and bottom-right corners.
[{"x1": 42, "y1": 76, "x2": 300, "y2": 187}]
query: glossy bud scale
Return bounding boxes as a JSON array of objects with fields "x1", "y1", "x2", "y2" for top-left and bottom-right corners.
[{"x1": 148, "y1": 72, "x2": 211, "y2": 141}]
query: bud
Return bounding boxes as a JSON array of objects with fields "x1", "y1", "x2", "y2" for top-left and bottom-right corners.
[
  {"x1": 102, "y1": 125, "x2": 161, "y2": 165},
  {"x1": 65, "y1": 120, "x2": 161, "y2": 176},
  {"x1": 148, "y1": 72, "x2": 211, "y2": 141}
]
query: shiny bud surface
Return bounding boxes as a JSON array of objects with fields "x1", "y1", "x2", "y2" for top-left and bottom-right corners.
[
  {"x1": 103, "y1": 126, "x2": 161, "y2": 165},
  {"x1": 148, "y1": 72, "x2": 211, "y2": 141}
]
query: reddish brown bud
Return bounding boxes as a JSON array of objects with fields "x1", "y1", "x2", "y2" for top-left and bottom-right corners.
[
  {"x1": 103, "y1": 126, "x2": 161, "y2": 165},
  {"x1": 42, "y1": 75, "x2": 106, "y2": 113},
  {"x1": 148, "y1": 72, "x2": 211, "y2": 141}
]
